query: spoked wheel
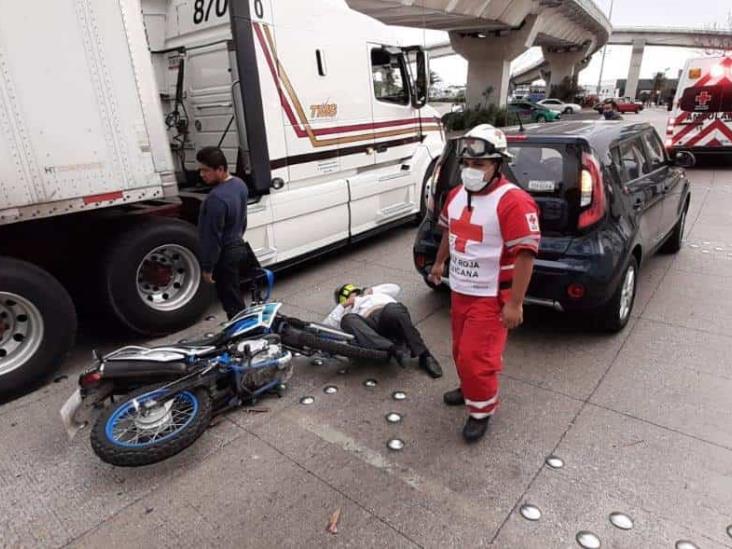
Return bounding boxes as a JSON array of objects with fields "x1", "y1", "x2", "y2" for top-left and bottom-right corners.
[{"x1": 91, "y1": 387, "x2": 212, "y2": 467}]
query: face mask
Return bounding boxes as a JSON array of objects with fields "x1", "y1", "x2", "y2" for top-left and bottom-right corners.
[{"x1": 461, "y1": 166, "x2": 487, "y2": 192}]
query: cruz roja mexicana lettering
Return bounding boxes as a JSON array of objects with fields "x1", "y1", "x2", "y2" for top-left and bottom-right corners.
[{"x1": 451, "y1": 256, "x2": 480, "y2": 278}]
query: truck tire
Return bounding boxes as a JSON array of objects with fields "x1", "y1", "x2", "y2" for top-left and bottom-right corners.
[
  {"x1": 0, "y1": 257, "x2": 76, "y2": 396},
  {"x1": 102, "y1": 219, "x2": 213, "y2": 336}
]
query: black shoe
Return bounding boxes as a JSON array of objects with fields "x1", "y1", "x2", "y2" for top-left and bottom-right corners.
[
  {"x1": 389, "y1": 347, "x2": 407, "y2": 368},
  {"x1": 443, "y1": 387, "x2": 465, "y2": 406},
  {"x1": 419, "y1": 353, "x2": 443, "y2": 379},
  {"x1": 462, "y1": 416, "x2": 490, "y2": 443}
]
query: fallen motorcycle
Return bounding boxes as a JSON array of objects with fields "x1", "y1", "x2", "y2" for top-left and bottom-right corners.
[{"x1": 60, "y1": 267, "x2": 388, "y2": 467}]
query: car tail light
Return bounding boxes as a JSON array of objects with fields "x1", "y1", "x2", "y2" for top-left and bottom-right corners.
[
  {"x1": 578, "y1": 152, "x2": 606, "y2": 229},
  {"x1": 426, "y1": 161, "x2": 442, "y2": 215},
  {"x1": 507, "y1": 134, "x2": 528, "y2": 142}
]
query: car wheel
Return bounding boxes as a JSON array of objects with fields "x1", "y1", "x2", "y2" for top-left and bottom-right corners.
[
  {"x1": 660, "y1": 203, "x2": 688, "y2": 254},
  {"x1": 598, "y1": 256, "x2": 638, "y2": 332},
  {"x1": 563, "y1": 107, "x2": 573, "y2": 114},
  {"x1": 536, "y1": 115, "x2": 547, "y2": 123}
]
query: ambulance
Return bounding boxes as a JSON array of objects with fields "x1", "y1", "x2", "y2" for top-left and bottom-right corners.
[{"x1": 666, "y1": 55, "x2": 732, "y2": 155}]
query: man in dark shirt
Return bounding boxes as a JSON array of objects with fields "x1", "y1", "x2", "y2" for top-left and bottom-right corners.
[{"x1": 196, "y1": 147, "x2": 249, "y2": 319}]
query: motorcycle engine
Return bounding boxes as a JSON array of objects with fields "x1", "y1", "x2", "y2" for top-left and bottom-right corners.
[{"x1": 235, "y1": 338, "x2": 293, "y2": 390}]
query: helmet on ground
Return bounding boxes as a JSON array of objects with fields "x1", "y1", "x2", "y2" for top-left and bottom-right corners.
[
  {"x1": 457, "y1": 124, "x2": 513, "y2": 161},
  {"x1": 334, "y1": 283, "x2": 362, "y2": 305}
]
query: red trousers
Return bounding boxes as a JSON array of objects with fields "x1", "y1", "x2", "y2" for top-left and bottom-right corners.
[{"x1": 451, "y1": 291, "x2": 509, "y2": 419}]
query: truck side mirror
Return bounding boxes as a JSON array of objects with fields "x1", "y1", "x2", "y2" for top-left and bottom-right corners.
[{"x1": 412, "y1": 48, "x2": 430, "y2": 109}]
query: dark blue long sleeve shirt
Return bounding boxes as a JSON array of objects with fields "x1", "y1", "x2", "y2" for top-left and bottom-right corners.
[{"x1": 197, "y1": 176, "x2": 249, "y2": 272}]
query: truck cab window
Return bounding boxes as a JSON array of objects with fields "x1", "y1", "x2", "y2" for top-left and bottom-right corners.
[{"x1": 371, "y1": 48, "x2": 409, "y2": 105}]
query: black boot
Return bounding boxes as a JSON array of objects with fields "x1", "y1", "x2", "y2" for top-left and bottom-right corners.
[
  {"x1": 443, "y1": 387, "x2": 465, "y2": 406},
  {"x1": 419, "y1": 353, "x2": 443, "y2": 378},
  {"x1": 462, "y1": 416, "x2": 490, "y2": 443}
]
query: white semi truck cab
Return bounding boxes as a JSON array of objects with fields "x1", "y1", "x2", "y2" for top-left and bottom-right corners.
[{"x1": 0, "y1": 0, "x2": 443, "y2": 396}]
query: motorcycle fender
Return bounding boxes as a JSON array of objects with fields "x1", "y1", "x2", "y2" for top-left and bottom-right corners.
[{"x1": 60, "y1": 382, "x2": 113, "y2": 441}]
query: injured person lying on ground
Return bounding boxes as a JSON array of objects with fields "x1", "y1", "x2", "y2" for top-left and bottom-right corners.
[{"x1": 322, "y1": 283, "x2": 443, "y2": 378}]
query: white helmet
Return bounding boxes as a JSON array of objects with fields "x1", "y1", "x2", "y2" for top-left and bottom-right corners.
[{"x1": 457, "y1": 124, "x2": 513, "y2": 160}]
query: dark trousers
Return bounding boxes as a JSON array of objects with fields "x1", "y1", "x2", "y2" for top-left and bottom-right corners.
[
  {"x1": 213, "y1": 246, "x2": 246, "y2": 319},
  {"x1": 340, "y1": 302, "x2": 429, "y2": 357}
]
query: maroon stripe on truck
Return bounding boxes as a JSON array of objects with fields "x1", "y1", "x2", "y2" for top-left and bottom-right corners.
[{"x1": 83, "y1": 191, "x2": 124, "y2": 204}]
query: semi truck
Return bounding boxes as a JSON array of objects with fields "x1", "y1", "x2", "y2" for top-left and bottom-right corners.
[{"x1": 0, "y1": 0, "x2": 444, "y2": 396}]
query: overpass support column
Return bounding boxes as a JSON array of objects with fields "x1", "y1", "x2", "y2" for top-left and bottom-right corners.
[
  {"x1": 542, "y1": 45, "x2": 591, "y2": 94},
  {"x1": 625, "y1": 39, "x2": 646, "y2": 100},
  {"x1": 450, "y1": 15, "x2": 541, "y2": 108}
]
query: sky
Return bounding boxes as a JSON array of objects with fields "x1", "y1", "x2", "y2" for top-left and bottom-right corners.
[{"x1": 396, "y1": 0, "x2": 732, "y2": 87}]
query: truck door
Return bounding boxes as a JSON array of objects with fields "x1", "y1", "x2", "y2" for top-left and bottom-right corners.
[{"x1": 348, "y1": 45, "x2": 420, "y2": 232}]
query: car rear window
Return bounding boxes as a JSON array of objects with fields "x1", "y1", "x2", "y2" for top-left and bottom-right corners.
[
  {"x1": 434, "y1": 140, "x2": 583, "y2": 236},
  {"x1": 507, "y1": 146, "x2": 565, "y2": 191}
]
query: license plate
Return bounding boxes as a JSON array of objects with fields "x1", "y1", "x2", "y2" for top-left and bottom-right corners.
[
  {"x1": 528, "y1": 180, "x2": 556, "y2": 192},
  {"x1": 59, "y1": 388, "x2": 84, "y2": 440}
]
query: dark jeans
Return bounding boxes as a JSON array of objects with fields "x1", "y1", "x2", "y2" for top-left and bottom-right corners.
[
  {"x1": 340, "y1": 302, "x2": 429, "y2": 357},
  {"x1": 213, "y1": 245, "x2": 246, "y2": 319}
]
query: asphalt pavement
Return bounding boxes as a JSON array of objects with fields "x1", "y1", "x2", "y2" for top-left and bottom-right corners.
[{"x1": 2, "y1": 108, "x2": 731, "y2": 548}]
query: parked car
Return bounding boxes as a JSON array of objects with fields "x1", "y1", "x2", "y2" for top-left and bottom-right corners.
[
  {"x1": 413, "y1": 121, "x2": 693, "y2": 331},
  {"x1": 508, "y1": 101, "x2": 561, "y2": 123},
  {"x1": 593, "y1": 97, "x2": 642, "y2": 114},
  {"x1": 538, "y1": 98, "x2": 582, "y2": 114}
]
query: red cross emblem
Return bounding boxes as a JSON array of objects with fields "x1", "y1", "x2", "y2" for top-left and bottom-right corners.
[
  {"x1": 449, "y1": 206, "x2": 483, "y2": 253},
  {"x1": 695, "y1": 91, "x2": 713, "y2": 108}
]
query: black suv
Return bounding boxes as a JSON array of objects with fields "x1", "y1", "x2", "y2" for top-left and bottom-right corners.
[{"x1": 413, "y1": 121, "x2": 693, "y2": 331}]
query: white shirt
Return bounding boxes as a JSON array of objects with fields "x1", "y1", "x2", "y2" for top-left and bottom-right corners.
[{"x1": 322, "y1": 284, "x2": 401, "y2": 328}]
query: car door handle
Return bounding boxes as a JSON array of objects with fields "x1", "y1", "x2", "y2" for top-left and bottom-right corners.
[{"x1": 375, "y1": 144, "x2": 388, "y2": 153}]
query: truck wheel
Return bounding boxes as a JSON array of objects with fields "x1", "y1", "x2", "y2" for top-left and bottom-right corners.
[
  {"x1": 102, "y1": 219, "x2": 213, "y2": 335},
  {"x1": 0, "y1": 257, "x2": 76, "y2": 396}
]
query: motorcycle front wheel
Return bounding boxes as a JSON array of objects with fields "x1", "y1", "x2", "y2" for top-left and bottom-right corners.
[{"x1": 90, "y1": 386, "x2": 212, "y2": 467}]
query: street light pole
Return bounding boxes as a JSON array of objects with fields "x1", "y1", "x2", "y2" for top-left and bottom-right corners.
[{"x1": 596, "y1": 0, "x2": 615, "y2": 96}]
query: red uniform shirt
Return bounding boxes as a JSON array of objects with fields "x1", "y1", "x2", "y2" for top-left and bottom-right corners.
[{"x1": 438, "y1": 176, "x2": 540, "y2": 295}]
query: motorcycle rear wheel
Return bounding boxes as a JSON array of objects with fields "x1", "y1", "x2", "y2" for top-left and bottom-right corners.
[{"x1": 90, "y1": 386, "x2": 212, "y2": 467}]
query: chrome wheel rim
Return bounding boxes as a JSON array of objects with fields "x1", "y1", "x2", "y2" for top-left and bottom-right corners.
[
  {"x1": 136, "y1": 244, "x2": 200, "y2": 311},
  {"x1": 619, "y1": 265, "x2": 636, "y2": 321},
  {"x1": 106, "y1": 390, "x2": 198, "y2": 447},
  {"x1": 0, "y1": 292, "x2": 44, "y2": 376}
]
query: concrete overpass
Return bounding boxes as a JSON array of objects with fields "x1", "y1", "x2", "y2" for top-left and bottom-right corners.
[
  {"x1": 346, "y1": 0, "x2": 611, "y2": 106},
  {"x1": 509, "y1": 27, "x2": 732, "y2": 94}
]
